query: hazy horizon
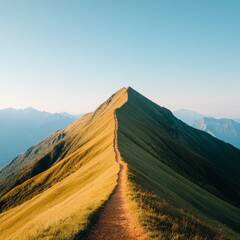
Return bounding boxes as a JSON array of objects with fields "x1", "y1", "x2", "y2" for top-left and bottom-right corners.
[
  {"x1": 0, "y1": 1, "x2": 239, "y2": 116},
  {"x1": 0, "y1": 94, "x2": 239, "y2": 119}
]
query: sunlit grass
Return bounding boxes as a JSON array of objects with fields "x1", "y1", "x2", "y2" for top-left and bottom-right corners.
[
  {"x1": 126, "y1": 178, "x2": 226, "y2": 240},
  {"x1": 0, "y1": 88, "x2": 128, "y2": 240},
  {"x1": 1, "y1": 87, "x2": 240, "y2": 240}
]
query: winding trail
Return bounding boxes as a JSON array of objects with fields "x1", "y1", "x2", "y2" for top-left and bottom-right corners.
[{"x1": 87, "y1": 113, "x2": 148, "y2": 240}]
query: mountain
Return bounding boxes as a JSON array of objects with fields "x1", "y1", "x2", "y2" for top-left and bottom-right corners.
[
  {"x1": 173, "y1": 109, "x2": 204, "y2": 125},
  {"x1": 0, "y1": 88, "x2": 240, "y2": 240},
  {"x1": 59, "y1": 112, "x2": 84, "y2": 120},
  {"x1": 0, "y1": 107, "x2": 76, "y2": 167},
  {"x1": 0, "y1": 89, "x2": 127, "y2": 240},
  {"x1": 234, "y1": 118, "x2": 240, "y2": 123},
  {"x1": 193, "y1": 117, "x2": 240, "y2": 148}
]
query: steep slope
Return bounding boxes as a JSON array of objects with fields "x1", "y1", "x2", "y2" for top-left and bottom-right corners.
[
  {"x1": 1, "y1": 87, "x2": 240, "y2": 240},
  {"x1": 0, "y1": 88, "x2": 128, "y2": 240},
  {"x1": 193, "y1": 117, "x2": 240, "y2": 148},
  {"x1": 0, "y1": 107, "x2": 76, "y2": 167},
  {"x1": 117, "y1": 87, "x2": 240, "y2": 239}
]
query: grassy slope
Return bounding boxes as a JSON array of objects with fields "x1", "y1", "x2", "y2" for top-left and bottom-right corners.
[
  {"x1": 0, "y1": 128, "x2": 67, "y2": 199},
  {"x1": 117, "y1": 88, "x2": 240, "y2": 239},
  {"x1": 0, "y1": 88, "x2": 128, "y2": 240}
]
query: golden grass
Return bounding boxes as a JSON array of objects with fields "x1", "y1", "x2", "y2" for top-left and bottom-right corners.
[
  {"x1": 125, "y1": 178, "x2": 236, "y2": 240},
  {"x1": 2, "y1": 86, "x2": 240, "y2": 240},
  {"x1": 0, "y1": 88, "x2": 128, "y2": 239}
]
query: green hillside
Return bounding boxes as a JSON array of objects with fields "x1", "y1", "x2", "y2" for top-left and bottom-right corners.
[{"x1": 117, "y1": 87, "x2": 240, "y2": 239}]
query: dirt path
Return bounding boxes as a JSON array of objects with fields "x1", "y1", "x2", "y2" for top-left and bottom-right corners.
[{"x1": 86, "y1": 113, "x2": 148, "y2": 240}]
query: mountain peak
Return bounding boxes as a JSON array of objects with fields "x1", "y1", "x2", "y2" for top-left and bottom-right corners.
[
  {"x1": 1, "y1": 87, "x2": 240, "y2": 239},
  {"x1": 126, "y1": 86, "x2": 139, "y2": 93},
  {"x1": 126, "y1": 86, "x2": 133, "y2": 90}
]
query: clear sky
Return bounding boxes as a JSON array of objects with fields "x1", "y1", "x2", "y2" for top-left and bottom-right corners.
[{"x1": 0, "y1": 0, "x2": 239, "y2": 116}]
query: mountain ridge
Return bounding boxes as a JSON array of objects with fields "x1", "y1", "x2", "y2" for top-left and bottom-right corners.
[
  {"x1": 117, "y1": 87, "x2": 240, "y2": 237},
  {"x1": 0, "y1": 87, "x2": 240, "y2": 239},
  {"x1": 118, "y1": 88, "x2": 240, "y2": 205}
]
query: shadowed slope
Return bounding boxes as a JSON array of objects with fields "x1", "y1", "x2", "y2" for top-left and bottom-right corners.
[
  {"x1": 117, "y1": 87, "x2": 240, "y2": 239},
  {"x1": 0, "y1": 88, "x2": 128, "y2": 240}
]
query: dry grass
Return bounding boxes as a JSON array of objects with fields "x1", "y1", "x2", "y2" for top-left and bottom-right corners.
[
  {"x1": 0, "y1": 88, "x2": 128, "y2": 240},
  {"x1": 0, "y1": 132, "x2": 118, "y2": 240},
  {"x1": 1, "y1": 86, "x2": 240, "y2": 240},
  {"x1": 126, "y1": 178, "x2": 232, "y2": 240}
]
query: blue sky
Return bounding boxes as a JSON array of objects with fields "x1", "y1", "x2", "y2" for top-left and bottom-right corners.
[{"x1": 0, "y1": 0, "x2": 239, "y2": 116}]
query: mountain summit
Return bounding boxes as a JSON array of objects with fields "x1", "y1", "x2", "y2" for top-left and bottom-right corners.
[{"x1": 0, "y1": 87, "x2": 240, "y2": 240}]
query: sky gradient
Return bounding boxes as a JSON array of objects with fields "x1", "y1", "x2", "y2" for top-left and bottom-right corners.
[{"x1": 0, "y1": 0, "x2": 239, "y2": 116}]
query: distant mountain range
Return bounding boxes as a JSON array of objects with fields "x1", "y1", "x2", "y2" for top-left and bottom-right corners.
[
  {"x1": 0, "y1": 88, "x2": 239, "y2": 239},
  {"x1": 193, "y1": 117, "x2": 240, "y2": 148},
  {"x1": 234, "y1": 118, "x2": 240, "y2": 123},
  {"x1": 173, "y1": 109, "x2": 204, "y2": 125},
  {"x1": 173, "y1": 109, "x2": 240, "y2": 149},
  {"x1": 0, "y1": 107, "x2": 81, "y2": 167}
]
